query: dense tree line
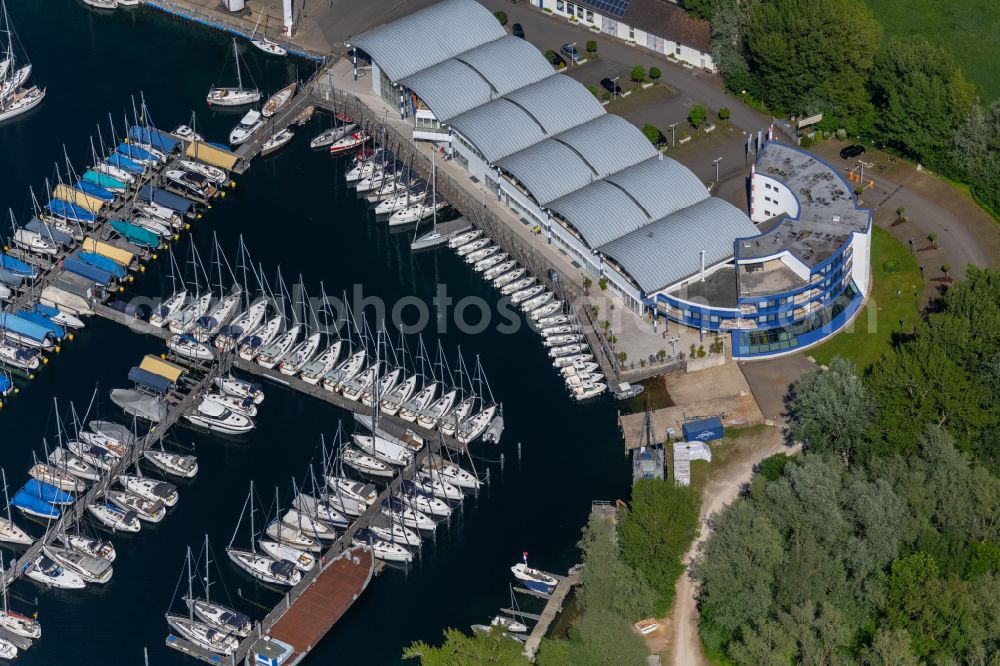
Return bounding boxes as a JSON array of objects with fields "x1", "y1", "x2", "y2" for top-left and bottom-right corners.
[
  {"x1": 695, "y1": 269, "x2": 1000, "y2": 664},
  {"x1": 686, "y1": 0, "x2": 997, "y2": 215}
]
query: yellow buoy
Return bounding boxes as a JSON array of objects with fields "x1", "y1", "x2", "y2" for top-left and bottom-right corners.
[
  {"x1": 29, "y1": 372, "x2": 36, "y2": 378},
  {"x1": 220, "y1": 191, "x2": 226, "y2": 198},
  {"x1": 152, "y1": 253, "x2": 159, "y2": 260},
  {"x1": 119, "y1": 286, "x2": 124, "y2": 292},
  {"x1": 230, "y1": 180, "x2": 236, "y2": 188},
  {"x1": 55, "y1": 346, "x2": 61, "y2": 353},
  {"x1": 13, "y1": 387, "x2": 19, "y2": 393},
  {"x1": 160, "y1": 353, "x2": 166, "y2": 359},
  {"x1": 128, "y1": 276, "x2": 134, "y2": 283},
  {"x1": 140, "y1": 266, "x2": 146, "y2": 273},
  {"x1": 68, "y1": 333, "x2": 74, "y2": 341},
  {"x1": 207, "y1": 204, "x2": 213, "y2": 209}
]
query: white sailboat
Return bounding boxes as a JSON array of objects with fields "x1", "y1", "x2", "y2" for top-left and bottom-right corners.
[
  {"x1": 249, "y1": 13, "x2": 287, "y2": 56},
  {"x1": 226, "y1": 482, "x2": 301, "y2": 587},
  {"x1": 321, "y1": 349, "x2": 366, "y2": 393},
  {"x1": 238, "y1": 314, "x2": 282, "y2": 361},
  {"x1": 0, "y1": 469, "x2": 31, "y2": 546},
  {"x1": 184, "y1": 535, "x2": 252, "y2": 638},
  {"x1": 278, "y1": 331, "x2": 320, "y2": 376},
  {"x1": 262, "y1": 82, "x2": 296, "y2": 118},
  {"x1": 207, "y1": 39, "x2": 260, "y2": 107},
  {"x1": 298, "y1": 340, "x2": 342, "y2": 385},
  {"x1": 256, "y1": 324, "x2": 300, "y2": 369}
]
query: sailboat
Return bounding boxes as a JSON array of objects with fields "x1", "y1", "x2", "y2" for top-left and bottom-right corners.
[
  {"x1": 167, "y1": 547, "x2": 240, "y2": 656},
  {"x1": 261, "y1": 127, "x2": 294, "y2": 156},
  {"x1": 262, "y1": 82, "x2": 296, "y2": 118},
  {"x1": 0, "y1": 1, "x2": 44, "y2": 124},
  {"x1": 207, "y1": 39, "x2": 261, "y2": 107},
  {"x1": 249, "y1": 13, "x2": 287, "y2": 56},
  {"x1": 227, "y1": 482, "x2": 302, "y2": 587},
  {"x1": 0, "y1": 582, "x2": 40, "y2": 639},
  {"x1": 0, "y1": 468, "x2": 31, "y2": 546},
  {"x1": 184, "y1": 535, "x2": 252, "y2": 638}
]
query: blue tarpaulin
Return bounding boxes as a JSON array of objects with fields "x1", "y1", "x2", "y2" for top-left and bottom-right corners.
[
  {"x1": 16, "y1": 311, "x2": 65, "y2": 339},
  {"x1": 46, "y1": 199, "x2": 96, "y2": 224},
  {"x1": 682, "y1": 416, "x2": 724, "y2": 443},
  {"x1": 128, "y1": 366, "x2": 172, "y2": 394},
  {"x1": 138, "y1": 185, "x2": 194, "y2": 214},
  {"x1": 0, "y1": 252, "x2": 37, "y2": 278},
  {"x1": 109, "y1": 219, "x2": 159, "y2": 248},
  {"x1": 12, "y1": 490, "x2": 59, "y2": 518},
  {"x1": 26, "y1": 218, "x2": 73, "y2": 246},
  {"x1": 75, "y1": 179, "x2": 116, "y2": 201},
  {"x1": 105, "y1": 153, "x2": 144, "y2": 174},
  {"x1": 77, "y1": 251, "x2": 127, "y2": 279},
  {"x1": 129, "y1": 126, "x2": 180, "y2": 153},
  {"x1": 117, "y1": 142, "x2": 155, "y2": 163},
  {"x1": 23, "y1": 479, "x2": 74, "y2": 504},
  {"x1": 0, "y1": 312, "x2": 54, "y2": 344},
  {"x1": 62, "y1": 257, "x2": 114, "y2": 286}
]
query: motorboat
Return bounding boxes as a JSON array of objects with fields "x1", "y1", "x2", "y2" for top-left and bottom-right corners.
[
  {"x1": 538, "y1": 314, "x2": 572, "y2": 328},
  {"x1": 416, "y1": 389, "x2": 458, "y2": 430},
  {"x1": 379, "y1": 374, "x2": 418, "y2": 415},
  {"x1": 511, "y1": 285, "x2": 544, "y2": 305},
  {"x1": 150, "y1": 290, "x2": 187, "y2": 327},
  {"x1": 58, "y1": 533, "x2": 116, "y2": 562},
  {"x1": 474, "y1": 252, "x2": 507, "y2": 273},
  {"x1": 255, "y1": 324, "x2": 300, "y2": 369},
  {"x1": 464, "y1": 245, "x2": 499, "y2": 264},
  {"x1": 260, "y1": 128, "x2": 294, "y2": 156},
  {"x1": 553, "y1": 353, "x2": 594, "y2": 369},
  {"x1": 500, "y1": 277, "x2": 535, "y2": 296},
  {"x1": 482, "y1": 260, "x2": 516, "y2": 281},
  {"x1": 185, "y1": 399, "x2": 255, "y2": 435},
  {"x1": 166, "y1": 615, "x2": 239, "y2": 655},
  {"x1": 165, "y1": 169, "x2": 217, "y2": 199},
  {"x1": 278, "y1": 332, "x2": 321, "y2": 375},
  {"x1": 237, "y1": 315, "x2": 282, "y2": 361},
  {"x1": 456, "y1": 238, "x2": 489, "y2": 257},
  {"x1": 177, "y1": 159, "x2": 228, "y2": 185},
  {"x1": 544, "y1": 333, "x2": 584, "y2": 347},
  {"x1": 448, "y1": 229, "x2": 482, "y2": 248},
  {"x1": 24, "y1": 554, "x2": 86, "y2": 589},
  {"x1": 119, "y1": 474, "x2": 178, "y2": 507},
  {"x1": 341, "y1": 448, "x2": 394, "y2": 478},
  {"x1": 167, "y1": 334, "x2": 215, "y2": 361},
  {"x1": 42, "y1": 545, "x2": 113, "y2": 584},
  {"x1": 87, "y1": 502, "x2": 141, "y2": 533},
  {"x1": 172, "y1": 124, "x2": 204, "y2": 143},
  {"x1": 522, "y1": 292, "x2": 555, "y2": 312},
  {"x1": 398, "y1": 382, "x2": 438, "y2": 422},
  {"x1": 457, "y1": 404, "x2": 497, "y2": 444},
  {"x1": 550, "y1": 343, "x2": 587, "y2": 358},
  {"x1": 262, "y1": 82, "x2": 296, "y2": 118},
  {"x1": 352, "y1": 434, "x2": 412, "y2": 467},
  {"x1": 106, "y1": 490, "x2": 165, "y2": 523},
  {"x1": 204, "y1": 390, "x2": 257, "y2": 417},
  {"x1": 530, "y1": 301, "x2": 562, "y2": 321},
  {"x1": 560, "y1": 361, "x2": 600, "y2": 378},
  {"x1": 494, "y1": 267, "x2": 526, "y2": 288},
  {"x1": 361, "y1": 367, "x2": 400, "y2": 407},
  {"x1": 214, "y1": 374, "x2": 265, "y2": 404},
  {"x1": 413, "y1": 471, "x2": 462, "y2": 502},
  {"x1": 543, "y1": 324, "x2": 579, "y2": 337},
  {"x1": 28, "y1": 463, "x2": 86, "y2": 493},
  {"x1": 511, "y1": 562, "x2": 558, "y2": 592},
  {"x1": 259, "y1": 540, "x2": 316, "y2": 572},
  {"x1": 184, "y1": 598, "x2": 251, "y2": 638},
  {"x1": 572, "y1": 381, "x2": 607, "y2": 401},
  {"x1": 352, "y1": 528, "x2": 412, "y2": 563},
  {"x1": 144, "y1": 449, "x2": 199, "y2": 479},
  {"x1": 297, "y1": 341, "x2": 342, "y2": 385},
  {"x1": 229, "y1": 109, "x2": 264, "y2": 145},
  {"x1": 0, "y1": 609, "x2": 40, "y2": 639},
  {"x1": 227, "y1": 548, "x2": 301, "y2": 586},
  {"x1": 321, "y1": 350, "x2": 367, "y2": 393}
]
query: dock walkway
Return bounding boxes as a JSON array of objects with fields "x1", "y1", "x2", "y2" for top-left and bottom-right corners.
[{"x1": 522, "y1": 569, "x2": 579, "y2": 660}]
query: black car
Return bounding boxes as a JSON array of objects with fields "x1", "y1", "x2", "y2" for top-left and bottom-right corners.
[
  {"x1": 601, "y1": 77, "x2": 623, "y2": 96},
  {"x1": 512, "y1": 23, "x2": 524, "y2": 39},
  {"x1": 840, "y1": 144, "x2": 865, "y2": 159}
]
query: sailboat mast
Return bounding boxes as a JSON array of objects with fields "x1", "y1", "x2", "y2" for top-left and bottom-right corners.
[
  {"x1": 233, "y1": 40, "x2": 244, "y2": 91},
  {"x1": 186, "y1": 546, "x2": 195, "y2": 621},
  {"x1": 203, "y1": 533, "x2": 211, "y2": 604},
  {"x1": 1, "y1": 468, "x2": 11, "y2": 523}
]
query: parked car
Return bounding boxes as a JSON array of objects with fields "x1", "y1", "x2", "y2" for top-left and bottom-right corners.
[
  {"x1": 600, "y1": 77, "x2": 623, "y2": 96},
  {"x1": 560, "y1": 43, "x2": 581, "y2": 62},
  {"x1": 512, "y1": 23, "x2": 524, "y2": 39},
  {"x1": 840, "y1": 144, "x2": 865, "y2": 159}
]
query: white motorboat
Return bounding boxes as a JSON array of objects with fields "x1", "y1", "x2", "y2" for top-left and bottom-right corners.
[
  {"x1": 185, "y1": 399, "x2": 255, "y2": 435},
  {"x1": 352, "y1": 434, "x2": 412, "y2": 467},
  {"x1": 500, "y1": 277, "x2": 535, "y2": 296},
  {"x1": 560, "y1": 361, "x2": 600, "y2": 377},
  {"x1": 261, "y1": 127, "x2": 294, "y2": 156},
  {"x1": 0, "y1": 609, "x2": 40, "y2": 639},
  {"x1": 457, "y1": 404, "x2": 497, "y2": 444},
  {"x1": 543, "y1": 324, "x2": 578, "y2": 337},
  {"x1": 572, "y1": 381, "x2": 607, "y2": 401},
  {"x1": 309, "y1": 123, "x2": 356, "y2": 149},
  {"x1": 322, "y1": 350, "x2": 368, "y2": 393},
  {"x1": 119, "y1": 474, "x2": 178, "y2": 507},
  {"x1": 544, "y1": 333, "x2": 584, "y2": 347},
  {"x1": 87, "y1": 503, "x2": 141, "y2": 532},
  {"x1": 204, "y1": 391, "x2": 257, "y2": 418},
  {"x1": 553, "y1": 353, "x2": 594, "y2": 368},
  {"x1": 167, "y1": 334, "x2": 215, "y2": 361},
  {"x1": 264, "y1": 519, "x2": 320, "y2": 552},
  {"x1": 0, "y1": 638, "x2": 14, "y2": 660},
  {"x1": 168, "y1": 292, "x2": 213, "y2": 334},
  {"x1": 511, "y1": 285, "x2": 544, "y2": 305},
  {"x1": 361, "y1": 367, "x2": 400, "y2": 407},
  {"x1": 28, "y1": 463, "x2": 86, "y2": 492},
  {"x1": 291, "y1": 493, "x2": 348, "y2": 528},
  {"x1": 483, "y1": 260, "x2": 517, "y2": 281},
  {"x1": 237, "y1": 315, "x2": 282, "y2": 361},
  {"x1": 259, "y1": 540, "x2": 316, "y2": 572},
  {"x1": 214, "y1": 297, "x2": 268, "y2": 352},
  {"x1": 340, "y1": 362, "x2": 381, "y2": 402},
  {"x1": 185, "y1": 598, "x2": 251, "y2": 638},
  {"x1": 538, "y1": 314, "x2": 572, "y2": 328},
  {"x1": 456, "y1": 238, "x2": 489, "y2": 257},
  {"x1": 398, "y1": 382, "x2": 438, "y2": 422},
  {"x1": 379, "y1": 374, "x2": 418, "y2": 415},
  {"x1": 416, "y1": 389, "x2": 458, "y2": 430},
  {"x1": 214, "y1": 374, "x2": 265, "y2": 404},
  {"x1": 165, "y1": 169, "x2": 217, "y2": 199},
  {"x1": 464, "y1": 245, "x2": 499, "y2": 264},
  {"x1": 172, "y1": 124, "x2": 204, "y2": 143},
  {"x1": 281, "y1": 509, "x2": 336, "y2": 541},
  {"x1": 550, "y1": 343, "x2": 587, "y2": 358},
  {"x1": 255, "y1": 324, "x2": 300, "y2": 369},
  {"x1": 448, "y1": 229, "x2": 482, "y2": 248},
  {"x1": 207, "y1": 39, "x2": 260, "y2": 107},
  {"x1": 24, "y1": 554, "x2": 86, "y2": 589},
  {"x1": 150, "y1": 290, "x2": 187, "y2": 327},
  {"x1": 414, "y1": 471, "x2": 462, "y2": 502},
  {"x1": 227, "y1": 548, "x2": 301, "y2": 586},
  {"x1": 167, "y1": 615, "x2": 239, "y2": 655},
  {"x1": 178, "y1": 159, "x2": 228, "y2": 185},
  {"x1": 38, "y1": 306, "x2": 85, "y2": 330},
  {"x1": 326, "y1": 477, "x2": 377, "y2": 505},
  {"x1": 42, "y1": 545, "x2": 113, "y2": 584},
  {"x1": 278, "y1": 332, "x2": 320, "y2": 375},
  {"x1": 298, "y1": 341, "x2": 342, "y2": 385},
  {"x1": 229, "y1": 109, "x2": 264, "y2": 145},
  {"x1": 531, "y1": 301, "x2": 562, "y2": 321},
  {"x1": 262, "y1": 82, "x2": 297, "y2": 118},
  {"x1": 342, "y1": 448, "x2": 394, "y2": 478},
  {"x1": 474, "y1": 252, "x2": 507, "y2": 273},
  {"x1": 144, "y1": 449, "x2": 198, "y2": 479},
  {"x1": 352, "y1": 529, "x2": 412, "y2": 563},
  {"x1": 13, "y1": 228, "x2": 58, "y2": 256},
  {"x1": 494, "y1": 267, "x2": 527, "y2": 288},
  {"x1": 58, "y1": 533, "x2": 116, "y2": 562},
  {"x1": 106, "y1": 490, "x2": 165, "y2": 523},
  {"x1": 522, "y1": 292, "x2": 555, "y2": 312}
]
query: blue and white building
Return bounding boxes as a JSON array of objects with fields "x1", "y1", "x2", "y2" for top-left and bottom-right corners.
[{"x1": 351, "y1": 0, "x2": 871, "y2": 358}]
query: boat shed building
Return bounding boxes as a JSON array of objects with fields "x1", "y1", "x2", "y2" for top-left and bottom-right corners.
[{"x1": 351, "y1": 0, "x2": 871, "y2": 358}]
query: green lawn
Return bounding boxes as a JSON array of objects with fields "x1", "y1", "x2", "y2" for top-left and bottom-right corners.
[
  {"x1": 809, "y1": 226, "x2": 922, "y2": 371},
  {"x1": 863, "y1": 0, "x2": 1000, "y2": 101}
]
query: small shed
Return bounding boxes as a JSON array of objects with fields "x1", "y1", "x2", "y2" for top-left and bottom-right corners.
[{"x1": 682, "y1": 416, "x2": 723, "y2": 443}]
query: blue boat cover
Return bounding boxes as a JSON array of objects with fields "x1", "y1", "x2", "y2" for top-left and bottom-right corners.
[
  {"x1": 0, "y1": 313, "x2": 54, "y2": 344},
  {"x1": 83, "y1": 170, "x2": 126, "y2": 192},
  {"x1": 34, "y1": 303, "x2": 61, "y2": 318},
  {"x1": 26, "y1": 218, "x2": 73, "y2": 246},
  {"x1": 105, "y1": 153, "x2": 144, "y2": 174},
  {"x1": 23, "y1": 479, "x2": 75, "y2": 505},
  {"x1": 109, "y1": 219, "x2": 158, "y2": 248},
  {"x1": 62, "y1": 257, "x2": 114, "y2": 286},
  {"x1": 16, "y1": 311, "x2": 65, "y2": 339},
  {"x1": 0, "y1": 252, "x2": 37, "y2": 278},
  {"x1": 0, "y1": 268, "x2": 22, "y2": 288},
  {"x1": 46, "y1": 199, "x2": 96, "y2": 224},
  {"x1": 0, "y1": 372, "x2": 11, "y2": 396},
  {"x1": 76, "y1": 251, "x2": 127, "y2": 279},
  {"x1": 75, "y1": 179, "x2": 116, "y2": 201},
  {"x1": 12, "y1": 490, "x2": 59, "y2": 518},
  {"x1": 129, "y1": 126, "x2": 179, "y2": 153},
  {"x1": 117, "y1": 142, "x2": 154, "y2": 163},
  {"x1": 137, "y1": 186, "x2": 194, "y2": 214},
  {"x1": 128, "y1": 366, "x2": 172, "y2": 394},
  {"x1": 206, "y1": 141, "x2": 230, "y2": 152}
]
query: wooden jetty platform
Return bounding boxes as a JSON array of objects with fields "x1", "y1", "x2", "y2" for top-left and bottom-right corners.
[{"x1": 522, "y1": 569, "x2": 579, "y2": 660}]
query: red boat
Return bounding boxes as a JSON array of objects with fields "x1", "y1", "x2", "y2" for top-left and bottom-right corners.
[{"x1": 329, "y1": 131, "x2": 370, "y2": 156}]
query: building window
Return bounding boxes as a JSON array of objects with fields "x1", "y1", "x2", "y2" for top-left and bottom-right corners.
[
  {"x1": 628, "y1": 26, "x2": 635, "y2": 39},
  {"x1": 453, "y1": 150, "x2": 469, "y2": 170},
  {"x1": 675, "y1": 45, "x2": 682, "y2": 55},
  {"x1": 576, "y1": 5, "x2": 583, "y2": 17},
  {"x1": 556, "y1": 0, "x2": 564, "y2": 10},
  {"x1": 586, "y1": 9, "x2": 593, "y2": 21},
  {"x1": 764, "y1": 210, "x2": 772, "y2": 216},
  {"x1": 646, "y1": 34, "x2": 664, "y2": 52}
]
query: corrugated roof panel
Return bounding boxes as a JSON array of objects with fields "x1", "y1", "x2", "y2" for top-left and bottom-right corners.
[
  {"x1": 447, "y1": 99, "x2": 547, "y2": 162},
  {"x1": 546, "y1": 181, "x2": 651, "y2": 247},
  {"x1": 503, "y1": 75, "x2": 605, "y2": 134},
  {"x1": 553, "y1": 114, "x2": 657, "y2": 176},
  {"x1": 455, "y1": 36, "x2": 555, "y2": 95},
  {"x1": 400, "y1": 59, "x2": 496, "y2": 121},
  {"x1": 495, "y1": 141, "x2": 597, "y2": 205},
  {"x1": 351, "y1": 0, "x2": 506, "y2": 81},
  {"x1": 598, "y1": 198, "x2": 756, "y2": 292},
  {"x1": 605, "y1": 156, "x2": 709, "y2": 220}
]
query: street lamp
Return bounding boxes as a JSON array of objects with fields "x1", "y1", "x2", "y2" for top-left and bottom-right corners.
[
  {"x1": 712, "y1": 156, "x2": 722, "y2": 185},
  {"x1": 668, "y1": 122, "x2": 678, "y2": 147},
  {"x1": 569, "y1": 42, "x2": 577, "y2": 67},
  {"x1": 611, "y1": 76, "x2": 620, "y2": 99}
]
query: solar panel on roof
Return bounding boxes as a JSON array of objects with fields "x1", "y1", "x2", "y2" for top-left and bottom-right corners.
[{"x1": 585, "y1": 0, "x2": 631, "y2": 18}]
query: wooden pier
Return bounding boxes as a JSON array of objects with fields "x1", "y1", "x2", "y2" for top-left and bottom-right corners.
[{"x1": 522, "y1": 569, "x2": 579, "y2": 660}]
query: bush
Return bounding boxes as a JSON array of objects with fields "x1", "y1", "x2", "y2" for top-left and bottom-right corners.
[
  {"x1": 586, "y1": 84, "x2": 598, "y2": 97},
  {"x1": 585, "y1": 40, "x2": 597, "y2": 56},
  {"x1": 630, "y1": 65, "x2": 645, "y2": 83},
  {"x1": 493, "y1": 10, "x2": 508, "y2": 25},
  {"x1": 641, "y1": 123, "x2": 662, "y2": 146},
  {"x1": 718, "y1": 107, "x2": 731, "y2": 125},
  {"x1": 800, "y1": 134, "x2": 815, "y2": 148},
  {"x1": 757, "y1": 453, "x2": 792, "y2": 481},
  {"x1": 648, "y1": 66, "x2": 661, "y2": 81},
  {"x1": 598, "y1": 277, "x2": 608, "y2": 291},
  {"x1": 688, "y1": 104, "x2": 707, "y2": 130},
  {"x1": 601, "y1": 91, "x2": 610, "y2": 102}
]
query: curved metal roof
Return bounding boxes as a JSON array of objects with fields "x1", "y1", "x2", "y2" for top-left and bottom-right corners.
[
  {"x1": 546, "y1": 180, "x2": 651, "y2": 247},
  {"x1": 503, "y1": 75, "x2": 605, "y2": 134},
  {"x1": 447, "y1": 99, "x2": 547, "y2": 162},
  {"x1": 455, "y1": 36, "x2": 555, "y2": 96},
  {"x1": 399, "y1": 59, "x2": 496, "y2": 122},
  {"x1": 605, "y1": 156, "x2": 709, "y2": 220},
  {"x1": 495, "y1": 141, "x2": 597, "y2": 205},
  {"x1": 598, "y1": 198, "x2": 757, "y2": 292},
  {"x1": 553, "y1": 114, "x2": 657, "y2": 176},
  {"x1": 351, "y1": 0, "x2": 506, "y2": 82}
]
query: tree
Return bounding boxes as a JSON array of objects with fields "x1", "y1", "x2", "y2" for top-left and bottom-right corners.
[
  {"x1": 757, "y1": 453, "x2": 792, "y2": 481},
  {"x1": 630, "y1": 65, "x2": 645, "y2": 83},
  {"x1": 563, "y1": 609, "x2": 649, "y2": 666},
  {"x1": 577, "y1": 513, "x2": 658, "y2": 620},
  {"x1": 789, "y1": 357, "x2": 873, "y2": 461},
  {"x1": 648, "y1": 66, "x2": 661, "y2": 82},
  {"x1": 711, "y1": 0, "x2": 756, "y2": 96},
  {"x1": 927, "y1": 231, "x2": 938, "y2": 248},
  {"x1": 688, "y1": 104, "x2": 707, "y2": 131},
  {"x1": 641, "y1": 123, "x2": 662, "y2": 145},
  {"x1": 617, "y1": 351, "x2": 627, "y2": 365},
  {"x1": 718, "y1": 107, "x2": 731, "y2": 125},
  {"x1": 942, "y1": 263, "x2": 952, "y2": 280},
  {"x1": 870, "y1": 37, "x2": 976, "y2": 167},
  {"x1": 585, "y1": 40, "x2": 597, "y2": 57},
  {"x1": 583, "y1": 277, "x2": 593, "y2": 294},
  {"x1": 681, "y1": 0, "x2": 718, "y2": 20},
  {"x1": 951, "y1": 100, "x2": 1000, "y2": 217},
  {"x1": 404, "y1": 627, "x2": 530, "y2": 665},
  {"x1": 494, "y1": 10, "x2": 508, "y2": 26},
  {"x1": 745, "y1": 0, "x2": 881, "y2": 120}
]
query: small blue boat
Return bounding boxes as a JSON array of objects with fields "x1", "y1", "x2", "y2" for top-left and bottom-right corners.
[
  {"x1": 12, "y1": 490, "x2": 59, "y2": 519},
  {"x1": 128, "y1": 126, "x2": 180, "y2": 153},
  {"x1": 109, "y1": 219, "x2": 159, "y2": 248},
  {"x1": 0, "y1": 253, "x2": 38, "y2": 279},
  {"x1": 46, "y1": 199, "x2": 97, "y2": 225},
  {"x1": 105, "y1": 153, "x2": 144, "y2": 174},
  {"x1": 77, "y1": 251, "x2": 127, "y2": 279},
  {"x1": 16, "y1": 311, "x2": 65, "y2": 340},
  {"x1": 117, "y1": 142, "x2": 156, "y2": 164},
  {"x1": 26, "y1": 218, "x2": 73, "y2": 246},
  {"x1": 75, "y1": 179, "x2": 116, "y2": 202},
  {"x1": 23, "y1": 479, "x2": 75, "y2": 505},
  {"x1": 83, "y1": 170, "x2": 126, "y2": 193},
  {"x1": 0, "y1": 371, "x2": 12, "y2": 397}
]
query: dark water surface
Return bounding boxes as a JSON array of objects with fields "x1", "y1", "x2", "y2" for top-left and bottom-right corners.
[{"x1": 0, "y1": 1, "x2": 630, "y2": 663}]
